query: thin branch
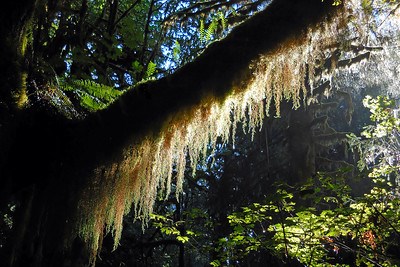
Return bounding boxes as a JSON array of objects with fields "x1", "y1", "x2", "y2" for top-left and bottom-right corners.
[
  {"x1": 107, "y1": 0, "x2": 119, "y2": 34},
  {"x1": 337, "y1": 51, "x2": 371, "y2": 68},
  {"x1": 162, "y1": 0, "x2": 265, "y2": 24},
  {"x1": 369, "y1": 199, "x2": 400, "y2": 239},
  {"x1": 163, "y1": 0, "x2": 221, "y2": 22},
  {"x1": 377, "y1": 3, "x2": 400, "y2": 30},
  {"x1": 139, "y1": 0, "x2": 156, "y2": 79},
  {"x1": 114, "y1": 0, "x2": 141, "y2": 26},
  {"x1": 350, "y1": 44, "x2": 383, "y2": 52},
  {"x1": 277, "y1": 202, "x2": 289, "y2": 259},
  {"x1": 333, "y1": 240, "x2": 385, "y2": 267}
]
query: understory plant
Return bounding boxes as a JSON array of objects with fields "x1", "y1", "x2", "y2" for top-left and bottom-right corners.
[{"x1": 213, "y1": 96, "x2": 400, "y2": 266}]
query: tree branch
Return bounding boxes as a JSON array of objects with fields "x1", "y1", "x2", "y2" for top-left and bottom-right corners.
[
  {"x1": 68, "y1": 0, "x2": 341, "y2": 169},
  {"x1": 338, "y1": 52, "x2": 371, "y2": 68},
  {"x1": 139, "y1": 0, "x2": 156, "y2": 79},
  {"x1": 114, "y1": 0, "x2": 141, "y2": 27}
]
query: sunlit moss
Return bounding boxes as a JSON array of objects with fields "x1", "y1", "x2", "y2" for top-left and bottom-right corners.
[{"x1": 15, "y1": 73, "x2": 29, "y2": 109}]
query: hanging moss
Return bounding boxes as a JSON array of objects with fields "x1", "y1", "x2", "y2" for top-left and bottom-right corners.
[{"x1": 67, "y1": 1, "x2": 362, "y2": 262}]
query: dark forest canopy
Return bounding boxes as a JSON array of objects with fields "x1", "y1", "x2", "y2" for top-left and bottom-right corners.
[{"x1": 1, "y1": 0, "x2": 400, "y2": 266}]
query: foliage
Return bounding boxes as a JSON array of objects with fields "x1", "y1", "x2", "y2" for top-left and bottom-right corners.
[
  {"x1": 213, "y1": 96, "x2": 400, "y2": 266},
  {"x1": 0, "y1": 204, "x2": 15, "y2": 250},
  {"x1": 326, "y1": 0, "x2": 342, "y2": 6},
  {"x1": 199, "y1": 11, "x2": 228, "y2": 43},
  {"x1": 29, "y1": 0, "x2": 270, "y2": 89},
  {"x1": 26, "y1": 0, "x2": 272, "y2": 117},
  {"x1": 348, "y1": 95, "x2": 400, "y2": 182},
  {"x1": 222, "y1": 175, "x2": 400, "y2": 266},
  {"x1": 2, "y1": 0, "x2": 400, "y2": 266},
  {"x1": 150, "y1": 213, "x2": 193, "y2": 244},
  {"x1": 60, "y1": 79, "x2": 124, "y2": 111},
  {"x1": 216, "y1": 189, "x2": 295, "y2": 265}
]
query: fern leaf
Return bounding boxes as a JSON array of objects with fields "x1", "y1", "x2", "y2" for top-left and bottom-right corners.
[
  {"x1": 80, "y1": 92, "x2": 107, "y2": 111},
  {"x1": 199, "y1": 19, "x2": 205, "y2": 41},
  {"x1": 219, "y1": 11, "x2": 227, "y2": 30},
  {"x1": 59, "y1": 78, "x2": 123, "y2": 111},
  {"x1": 145, "y1": 61, "x2": 157, "y2": 79},
  {"x1": 173, "y1": 40, "x2": 181, "y2": 61},
  {"x1": 206, "y1": 19, "x2": 218, "y2": 41}
]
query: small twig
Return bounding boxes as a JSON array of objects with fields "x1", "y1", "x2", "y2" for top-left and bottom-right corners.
[
  {"x1": 114, "y1": 0, "x2": 141, "y2": 26},
  {"x1": 277, "y1": 202, "x2": 289, "y2": 259},
  {"x1": 333, "y1": 240, "x2": 385, "y2": 267},
  {"x1": 369, "y1": 199, "x2": 400, "y2": 239},
  {"x1": 377, "y1": 3, "x2": 400, "y2": 30}
]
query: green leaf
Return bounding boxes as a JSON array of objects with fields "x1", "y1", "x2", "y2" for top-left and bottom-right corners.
[
  {"x1": 210, "y1": 260, "x2": 221, "y2": 267},
  {"x1": 173, "y1": 40, "x2": 181, "y2": 61},
  {"x1": 145, "y1": 61, "x2": 157, "y2": 79},
  {"x1": 177, "y1": 236, "x2": 189, "y2": 243},
  {"x1": 199, "y1": 19, "x2": 206, "y2": 41}
]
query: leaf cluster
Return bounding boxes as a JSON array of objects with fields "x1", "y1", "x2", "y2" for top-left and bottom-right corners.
[
  {"x1": 212, "y1": 96, "x2": 400, "y2": 266},
  {"x1": 60, "y1": 79, "x2": 123, "y2": 111}
]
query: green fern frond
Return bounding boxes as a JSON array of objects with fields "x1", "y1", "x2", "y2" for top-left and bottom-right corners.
[
  {"x1": 173, "y1": 40, "x2": 181, "y2": 61},
  {"x1": 200, "y1": 12, "x2": 226, "y2": 42},
  {"x1": 145, "y1": 61, "x2": 157, "y2": 79},
  {"x1": 80, "y1": 92, "x2": 108, "y2": 111},
  {"x1": 219, "y1": 11, "x2": 227, "y2": 30},
  {"x1": 60, "y1": 79, "x2": 124, "y2": 111},
  {"x1": 199, "y1": 19, "x2": 206, "y2": 41},
  {"x1": 206, "y1": 19, "x2": 218, "y2": 41}
]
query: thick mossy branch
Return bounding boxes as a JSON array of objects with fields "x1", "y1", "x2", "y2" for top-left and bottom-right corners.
[{"x1": 68, "y1": 0, "x2": 354, "y2": 261}]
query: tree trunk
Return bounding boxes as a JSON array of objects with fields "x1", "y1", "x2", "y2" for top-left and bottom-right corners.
[{"x1": 0, "y1": 0, "x2": 38, "y2": 109}]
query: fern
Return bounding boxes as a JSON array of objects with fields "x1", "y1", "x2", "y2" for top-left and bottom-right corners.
[
  {"x1": 145, "y1": 61, "x2": 157, "y2": 79},
  {"x1": 60, "y1": 79, "x2": 124, "y2": 111},
  {"x1": 219, "y1": 11, "x2": 227, "y2": 31},
  {"x1": 199, "y1": 12, "x2": 227, "y2": 42},
  {"x1": 173, "y1": 40, "x2": 181, "y2": 61},
  {"x1": 80, "y1": 92, "x2": 107, "y2": 111},
  {"x1": 206, "y1": 19, "x2": 218, "y2": 41},
  {"x1": 199, "y1": 19, "x2": 206, "y2": 41}
]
